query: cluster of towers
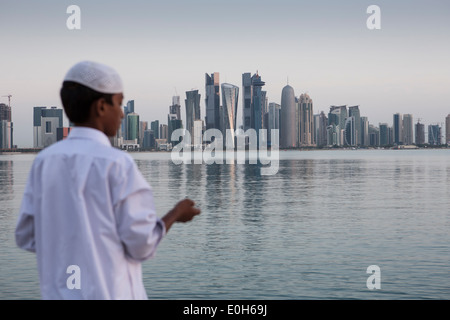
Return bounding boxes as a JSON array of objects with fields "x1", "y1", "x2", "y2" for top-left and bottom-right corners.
[
  {"x1": 196, "y1": 72, "x2": 316, "y2": 149},
  {"x1": 12, "y1": 70, "x2": 450, "y2": 150}
]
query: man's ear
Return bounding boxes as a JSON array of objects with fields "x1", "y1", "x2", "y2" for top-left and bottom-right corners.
[{"x1": 93, "y1": 98, "x2": 106, "y2": 117}]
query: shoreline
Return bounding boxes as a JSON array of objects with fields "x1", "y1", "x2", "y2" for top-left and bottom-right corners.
[{"x1": 1, "y1": 145, "x2": 449, "y2": 154}]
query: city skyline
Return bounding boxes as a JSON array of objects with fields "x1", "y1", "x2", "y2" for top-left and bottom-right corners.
[
  {"x1": 22, "y1": 87, "x2": 449, "y2": 151},
  {"x1": 1, "y1": 0, "x2": 449, "y2": 147}
]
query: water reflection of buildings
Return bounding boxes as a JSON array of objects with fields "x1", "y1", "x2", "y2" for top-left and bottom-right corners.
[
  {"x1": 205, "y1": 164, "x2": 228, "y2": 216},
  {"x1": 0, "y1": 160, "x2": 14, "y2": 202}
]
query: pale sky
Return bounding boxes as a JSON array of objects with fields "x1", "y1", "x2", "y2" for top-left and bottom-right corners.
[{"x1": 1, "y1": 0, "x2": 449, "y2": 147}]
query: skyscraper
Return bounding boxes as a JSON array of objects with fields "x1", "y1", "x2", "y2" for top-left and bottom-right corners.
[
  {"x1": 169, "y1": 96, "x2": 181, "y2": 121},
  {"x1": 393, "y1": 113, "x2": 403, "y2": 145},
  {"x1": 0, "y1": 103, "x2": 13, "y2": 149},
  {"x1": 379, "y1": 123, "x2": 390, "y2": 146},
  {"x1": 143, "y1": 129, "x2": 155, "y2": 150},
  {"x1": 193, "y1": 120, "x2": 203, "y2": 148},
  {"x1": 251, "y1": 72, "x2": 265, "y2": 133},
  {"x1": 151, "y1": 120, "x2": 159, "y2": 140},
  {"x1": 139, "y1": 121, "x2": 148, "y2": 147},
  {"x1": 0, "y1": 103, "x2": 11, "y2": 122},
  {"x1": 345, "y1": 116, "x2": 356, "y2": 146},
  {"x1": 369, "y1": 125, "x2": 380, "y2": 146},
  {"x1": 242, "y1": 73, "x2": 253, "y2": 132},
  {"x1": 280, "y1": 85, "x2": 297, "y2": 148},
  {"x1": 33, "y1": 106, "x2": 63, "y2": 148},
  {"x1": 328, "y1": 106, "x2": 347, "y2": 146},
  {"x1": 348, "y1": 106, "x2": 361, "y2": 145},
  {"x1": 415, "y1": 121, "x2": 425, "y2": 145},
  {"x1": 267, "y1": 102, "x2": 281, "y2": 147},
  {"x1": 185, "y1": 90, "x2": 201, "y2": 141},
  {"x1": 315, "y1": 111, "x2": 328, "y2": 147},
  {"x1": 326, "y1": 124, "x2": 340, "y2": 146},
  {"x1": 122, "y1": 100, "x2": 135, "y2": 140},
  {"x1": 402, "y1": 114, "x2": 414, "y2": 145},
  {"x1": 428, "y1": 124, "x2": 441, "y2": 145},
  {"x1": 168, "y1": 116, "x2": 183, "y2": 146},
  {"x1": 298, "y1": 93, "x2": 314, "y2": 147},
  {"x1": 127, "y1": 113, "x2": 140, "y2": 142},
  {"x1": 329, "y1": 106, "x2": 347, "y2": 131},
  {"x1": 241, "y1": 71, "x2": 266, "y2": 134},
  {"x1": 160, "y1": 124, "x2": 168, "y2": 140},
  {"x1": 168, "y1": 96, "x2": 183, "y2": 146},
  {"x1": 360, "y1": 116, "x2": 369, "y2": 146},
  {"x1": 221, "y1": 83, "x2": 239, "y2": 148},
  {"x1": 205, "y1": 73, "x2": 220, "y2": 132}
]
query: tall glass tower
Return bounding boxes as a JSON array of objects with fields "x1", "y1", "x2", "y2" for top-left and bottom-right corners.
[
  {"x1": 0, "y1": 103, "x2": 12, "y2": 149},
  {"x1": 205, "y1": 73, "x2": 220, "y2": 132},
  {"x1": 345, "y1": 116, "x2": 356, "y2": 146},
  {"x1": 361, "y1": 116, "x2": 369, "y2": 146},
  {"x1": 428, "y1": 124, "x2": 441, "y2": 145},
  {"x1": 251, "y1": 72, "x2": 265, "y2": 133},
  {"x1": 122, "y1": 100, "x2": 135, "y2": 140},
  {"x1": 185, "y1": 90, "x2": 201, "y2": 141},
  {"x1": 393, "y1": 113, "x2": 403, "y2": 145},
  {"x1": 379, "y1": 123, "x2": 390, "y2": 146},
  {"x1": 348, "y1": 106, "x2": 361, "y2": 146},
  {"x1": 127, "y1": 113, "x2": 140, "y2": 141},
  {"x1": 221, "y1": 83, "x2": 239, "y2": 148},
  {"x1": 168, "y1": 96, "x2": 183, "y2": 146},
  {"x1": 169, "y1": 96, "x2": 181, "y2": 121},
  {"x1": 242, "y1": 73, "x2": 253, "y2": 132},
  {"x1": 402, "y1": 114, "x2": 414, "y2": 145},
  {"x1": 415, "y1": 121, "x2": 425, "y2": 145},
  {"x1": 299, "y1": 93, "x2": 314, "y2": 147}
]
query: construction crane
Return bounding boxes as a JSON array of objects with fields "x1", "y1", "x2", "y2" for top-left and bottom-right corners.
[{"x1": 2, "y1": 94, "x2": 12, "y2": 108}]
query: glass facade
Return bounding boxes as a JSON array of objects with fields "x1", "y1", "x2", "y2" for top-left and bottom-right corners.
[
  {"x1": 221, "y1": 83, "x2": 239, "y2": 147},
  {"x1": 205, "y1": 73, "x2": 220, "y2": 132},
  {"x1": 185, "y1": 90, "x2": 201, "y2": 141},
  {"x1": 242, "y1": 73, "x2": 253, "y2": 132},
  {"x1": 348, "y1": 106, "x2": 361, "y2": 146},
  {"x1": 428, "y1": 125, "x2": 441, "y2": 145},
  {"x1": 127, "y1": 113, "x2": 140, "y2": 141},
  {"x1": 393, "y1": 113, "x2": 403, "y2": 145},
  {"x1": 299, "y1": 93, "x2": 314, "y2": 146}
]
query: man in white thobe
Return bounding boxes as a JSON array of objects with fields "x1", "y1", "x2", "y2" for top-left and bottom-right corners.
[{"x1": 15, "y1": 61, "x2": 200, "y2": 299}]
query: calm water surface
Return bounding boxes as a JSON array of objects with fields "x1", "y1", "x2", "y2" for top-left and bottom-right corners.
[{"x1": 1, "y1": 149, "x2": 449, "y2": 299}]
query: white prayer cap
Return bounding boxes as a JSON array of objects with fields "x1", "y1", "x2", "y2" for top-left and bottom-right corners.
[{"x1": 63, "y1": 61, "x2": 124, "y2": 94}]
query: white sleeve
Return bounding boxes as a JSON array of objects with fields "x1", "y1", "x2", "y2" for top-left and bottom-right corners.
[
  {"x1": 15, "y1": 165, "x2": 36, "y2": 253},
  {"x1": 113, "y1": 159, "x2": 166, "y2": 262}
]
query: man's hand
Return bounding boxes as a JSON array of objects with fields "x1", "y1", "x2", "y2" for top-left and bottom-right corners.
[{"x1": 162, "y1": 198, "x2": 201, "y2": 232}]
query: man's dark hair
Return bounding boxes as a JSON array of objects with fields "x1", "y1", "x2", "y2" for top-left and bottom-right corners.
[{"x1": 60, "y1": 81, "x2": 114, "y2": 124}]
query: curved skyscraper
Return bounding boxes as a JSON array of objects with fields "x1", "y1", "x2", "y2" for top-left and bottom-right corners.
[
  {"x1": 221, "y1": 83, "x2": 239, "y2": 146},
  {"x1": 280, "y1": 85, "x2": 297, "y2": 148}
]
